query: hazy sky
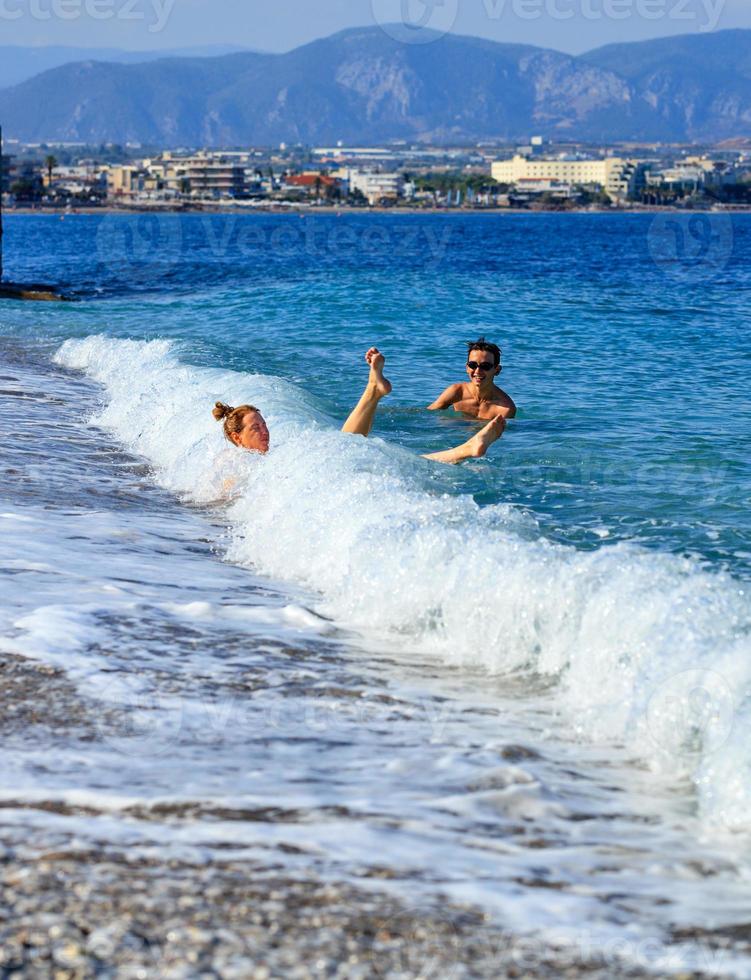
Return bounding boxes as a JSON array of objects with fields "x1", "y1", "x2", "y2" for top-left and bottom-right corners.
[{"x1": 1, "y1": 0, "x2": 749, "y2": 53}]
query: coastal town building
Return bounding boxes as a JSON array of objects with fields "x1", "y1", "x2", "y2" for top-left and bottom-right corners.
[
  {"x1": 107, "y1": 164, "x2": 148, "y2": 201},
  {"x1": 314, "y1": 145, "x2": 488, "y2": 168},
  {"x1": 346, "y1": 171, "x2": 405, "y2": 204},
  {"x1": 514, "y1": 136, "x2": 547, "y2": 158},
  {"x1": 313, "y1": 147, "x2": 400, "y2": 165},
  {"x1": 646, "y1": 156, "x2": 739, "y2": 192},
  {"x1": 44, "y1": 164, "x2": 107, "y2": 197},
  {"x1": 106, "y1": 153, "x2": 249, "y2": 202},
  {"x1": 282, "y1": 172, "x2": 342, "y2": 198},
  {"x1": 171, "y1": 153, "x2": 247, "y2": 199},
  {"x1": 139, "y1": 158, "x2": 185, "y2": 199},
  {"x1": 491, "y1": 155, "x2": 648, "y2": 199},
  {"x1": 513, "y1": 178, "x2": 576, "y2": 199}
]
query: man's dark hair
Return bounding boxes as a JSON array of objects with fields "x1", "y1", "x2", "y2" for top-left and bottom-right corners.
[{"x1": 466, "y1": 337, "x2": 501, "y2": 368}]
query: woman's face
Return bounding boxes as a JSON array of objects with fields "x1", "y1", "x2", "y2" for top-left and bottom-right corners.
[{"x1": 232, "y1": 409, "x2": 270, "y2": 453}]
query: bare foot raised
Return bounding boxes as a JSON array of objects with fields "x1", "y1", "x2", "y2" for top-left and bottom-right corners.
[
  {"x1": 365, "y1": 347, "x2": 392, "y2": 397},
  {"x1": 466, "y1": 415, "x2": 506, "y2": 458}
]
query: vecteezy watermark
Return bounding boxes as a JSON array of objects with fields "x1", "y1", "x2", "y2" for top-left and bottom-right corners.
[
  {"x1": 371, "y1": 0, "x2": 460, "y2": 43},
  {"x1": 93, "y1": 685, "x2": 453, "y2": 755},
  {"x1": 96, "y1": 213, "x2": 183, "y2": 285},
  {"x1": 481, "y1": 0, "x2": 725, "y2": 31},
  {"x1": 371, "y1": 906, "x2": 464, "y2": 979},
  {"x1": 504, "y1": 930, "x2": 731, "y2": 975},
  {"x1": 498, "y1": 452, "x2": 738, "y2": 510},
  {"x1": 645, "y1": 668, "x2": 734, "y2": 759},
  {"x1": 0, "y1": 0, "x2": 176, "y2": 32},
  {"x1": 92, "y1": 673, "x2": 184, "y2": 755},
  {"x1": 648, "y1": 212, "x2": 734, "y2": 283},
  {"x1": 370, "y1": 918, "x2": 733, "y2": 977},
  {"x1": 96, "y1": 213, "x2": 455, "y2": 282}
]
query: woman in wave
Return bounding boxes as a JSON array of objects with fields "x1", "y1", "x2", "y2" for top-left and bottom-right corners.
[{"x1": 213, "y1": 347, "x2": 506, "y2": 466}]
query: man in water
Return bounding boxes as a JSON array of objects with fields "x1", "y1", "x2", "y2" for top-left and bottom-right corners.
[
  {"x1": 214, "y1": 348, "x2": 505, "y2": 465},
  {"x1": 428, "y1": 338, "x2": 516, "y2": 420}
]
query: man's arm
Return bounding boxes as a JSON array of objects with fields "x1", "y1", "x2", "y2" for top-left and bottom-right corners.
[{"x1": 427, "y1": 383, "x2": 464, "y2": 411}]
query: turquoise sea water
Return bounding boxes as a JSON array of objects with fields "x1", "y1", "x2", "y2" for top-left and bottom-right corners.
[
  {"x1": 2, "y1": 211, "x2": 751, "y2": 973},
  {"x1": 5, "y1": 211, "x2": 750, "y2": 572}
]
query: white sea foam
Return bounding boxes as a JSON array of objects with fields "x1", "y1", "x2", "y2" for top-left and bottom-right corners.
[{"x1": 55, "y1": 335, "x2": 751, "y2": 831}]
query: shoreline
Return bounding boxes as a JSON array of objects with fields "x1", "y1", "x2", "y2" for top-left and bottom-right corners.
[
  {"x1": 0, "y1": 651, "x2": 699, "y2": 980},
  {"x1": 0, "y1": 848, "x2": 696, "y2": 980},
  {"x1": 5, "y1": 202, "x2": 751, "y2": 217}
]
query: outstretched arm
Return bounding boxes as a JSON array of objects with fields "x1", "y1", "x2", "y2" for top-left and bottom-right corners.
[
  {"x1": 427, "y1": 383, "x2": 463, "y2": 411},
  {"x1": 423, "y1": 416, "x2": 506, "y2": 465}
]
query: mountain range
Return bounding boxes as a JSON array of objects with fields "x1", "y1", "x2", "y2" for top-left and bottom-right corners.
[
  {"x1": 0, "y1": 27, "x2": 749, "y2": 146},
  {"x1": 0, "y1": 44, "x2": 254, "y2": 90}
]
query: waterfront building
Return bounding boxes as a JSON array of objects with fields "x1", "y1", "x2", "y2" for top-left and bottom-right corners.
[
  {"x1": 43, "y1": 164, "x2": 106, "y2": 200},
  {"x1": 347, "y1": 171, "x2": 405, "y2": 204},
  {"x1": 514, "y1": 178, "x2": 576, "y2": 199},
  {"x1": 282, "y1": 173, "x2": 341, "y2": 198},
  {"x1": 173, "y1": 152, "x2": 247, "y2": 199},
  {"x1": 108, "y1": 152, "x2": 250, "y2": 201},
  {"x1": 646, "y1": 157, "x2": 738, "y2": 191},
  {"x1": 313, "y1": 147, "x2": 398, "y2": 163},
  {"x1": 106, "y1": 164, "x2": 148, "y2": 201},
  {"x1": 138, "y1": 159, "x2": 184, "y2": 199},
  {"x1": 491, "y1": 155, "x2": 647, "y2": 199}
]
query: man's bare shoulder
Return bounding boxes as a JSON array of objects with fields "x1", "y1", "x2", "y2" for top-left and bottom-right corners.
[
  {"x1": 450, "y1": 383, "x2": 479, "y2": 414},
  {"x1": 493, "y1": 387, "x2": 517, "y2": 417},
  {"x1": 427, "y1": 382, "x2": 465, "y2": 410}
]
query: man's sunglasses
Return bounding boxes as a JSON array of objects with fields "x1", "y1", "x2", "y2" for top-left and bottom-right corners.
[{"x1": 467, "y1": 360, "x2": 495, "y2": 372}]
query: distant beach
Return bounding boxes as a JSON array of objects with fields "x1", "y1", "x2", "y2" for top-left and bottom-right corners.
[{"x1": 6, "y1": 201, "x2": 751, "y2": 216}]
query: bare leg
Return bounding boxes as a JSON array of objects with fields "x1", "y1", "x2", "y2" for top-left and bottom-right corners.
[
  {"x1": 342, "y1": 348, "x2": 392, "y2": 437},
  {"x1": 423, "y1": 415, "x2": 506, "y2": 465}
]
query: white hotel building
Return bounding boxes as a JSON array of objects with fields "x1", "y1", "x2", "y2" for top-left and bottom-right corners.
[
  {"x1": 333, "y1": 168, "x2": 405, "y2": 204},
  {"x1": 491, "y1": 155, "x2": 647, "y2": 200}
]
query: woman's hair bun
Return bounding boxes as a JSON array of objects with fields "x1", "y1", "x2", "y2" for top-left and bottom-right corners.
[{"x1": 213, "y1": 401, "x2": 235, "y2": 421}]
